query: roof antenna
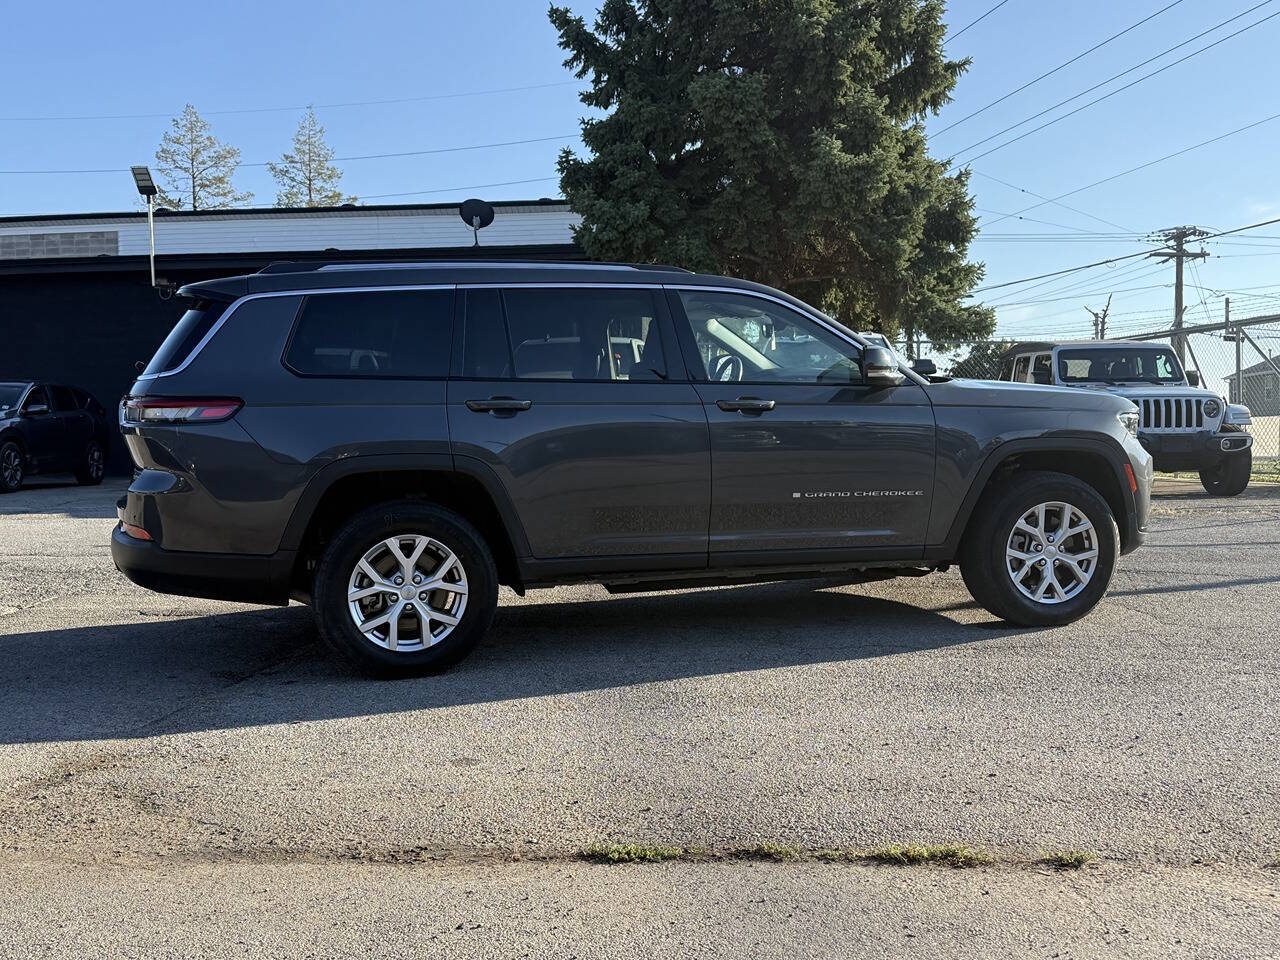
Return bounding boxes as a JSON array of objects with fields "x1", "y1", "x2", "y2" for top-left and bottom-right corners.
[{"x1": 459, "y1": 198, "x2": 495, "y2": 247}]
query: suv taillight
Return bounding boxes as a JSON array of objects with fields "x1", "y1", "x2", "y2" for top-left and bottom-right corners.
[{"x1": 122, "y1": 397, "x2": 243, "y2": 424}]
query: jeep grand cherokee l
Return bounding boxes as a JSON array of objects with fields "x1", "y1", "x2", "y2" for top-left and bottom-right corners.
[{"x1": 112, "y1": 262, "x2": 1152, "y2": 676}]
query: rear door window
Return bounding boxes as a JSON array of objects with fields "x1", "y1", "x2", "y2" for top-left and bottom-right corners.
[
  {"x1": 284, "y1": 289, "x2": 454, "y2": 378},
  {"x1": 461, "y1": 288, "x2": 667, "y2": 382},
  {"x1": 142, "y1": 299, "x2": 229, "y2": 376},
  {"x1": 1012, "y1": 355, "x2": 1030, "y2": 382},
  {"x1": 49, "y1": 385, "x2": 78, "y2": 411}
]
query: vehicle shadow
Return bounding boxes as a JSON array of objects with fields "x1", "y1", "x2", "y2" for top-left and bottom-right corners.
[{"x1": 0, "y1": 580, "x2": 1014, "y2": 745}]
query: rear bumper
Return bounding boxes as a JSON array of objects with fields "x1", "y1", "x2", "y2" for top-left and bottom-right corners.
[{"x1": 111, "y1": 524, "x2": 294, "y2": 606}]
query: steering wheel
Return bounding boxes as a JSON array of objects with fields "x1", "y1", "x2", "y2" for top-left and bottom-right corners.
[{"x1": 710, "y1": 354, "x2": 744, "y2": 382}]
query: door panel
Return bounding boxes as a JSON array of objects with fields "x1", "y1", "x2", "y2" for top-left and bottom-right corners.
[
  {"x1": 450, "y1": 380, "x2": 710, "y2": 558},
  {"x1": 448, "y1": 286, "x2": 711, "y2": 560},
  {"x1": 20, "y1": 386, "x2": 63, "y2": 470},
  {"x1": 667, "y1": 287, "x2": 936, "y2": 557},
  {"x1": 696, "y1": 381, "x2": 936, "y2": 553}
]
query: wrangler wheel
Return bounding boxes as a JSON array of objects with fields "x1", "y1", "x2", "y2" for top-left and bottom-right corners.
[{"x1": 1199, "y1": 450, "x2": 1250, "y2": 497}]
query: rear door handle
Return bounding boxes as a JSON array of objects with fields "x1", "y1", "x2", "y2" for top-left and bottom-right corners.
[
  {"x1": 717, "y1": 397, "x2": 776, "y2": 413},
  {"x1": 465, "y1": 397, "x2": 533, "y2": 413}
]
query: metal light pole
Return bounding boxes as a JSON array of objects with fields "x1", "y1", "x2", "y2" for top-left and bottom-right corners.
[{"x1": 130, "y1": 166, "x2": 159, "y2": 288}]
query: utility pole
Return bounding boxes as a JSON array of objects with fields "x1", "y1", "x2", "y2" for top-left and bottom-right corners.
[
  {"x1": 1150, "y1": 226, "x2": 1209, "y2": 365},
  {"x1": 1085, "y1": 294, "x2": 1112, "y2": 340}
]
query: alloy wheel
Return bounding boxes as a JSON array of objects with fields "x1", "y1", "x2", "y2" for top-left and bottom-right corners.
[
  {"x1": 346, "y1": 534, "x2": 469, "y2": 652},
  {"x1": 1, "y1": 447, "x2": 21, "y2": 488},
  {"x1": 87, "y1": 444, "x2": 103, "y2": 481},
  {"x1": 1004, "y1": 501, "x2": 1099, "y2": 605}
]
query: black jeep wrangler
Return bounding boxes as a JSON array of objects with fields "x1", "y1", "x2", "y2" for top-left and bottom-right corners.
[{"x1": 113, "y1": 262, "x2": 1152, "y2": 676}]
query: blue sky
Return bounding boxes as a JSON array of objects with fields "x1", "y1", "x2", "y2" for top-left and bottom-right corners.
[{"x1": 2, "y1": 0, "x2": 1279, "y2": 340}]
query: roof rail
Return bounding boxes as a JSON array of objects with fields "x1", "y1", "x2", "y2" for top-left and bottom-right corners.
[
  {"x1": 257, "y1": 259, "x2": 695, "y2": 275},
  {"x1": 257, "y1": 261, "x2": 327, "y2": 274}
]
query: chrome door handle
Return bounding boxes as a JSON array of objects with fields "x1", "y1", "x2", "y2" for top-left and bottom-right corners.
[
  {"x1": 717, "y1": 397, "x2": 775, "y2": 413},
  {"x1": 465, "y1": 398, "x2": 533, "y2": 413}
]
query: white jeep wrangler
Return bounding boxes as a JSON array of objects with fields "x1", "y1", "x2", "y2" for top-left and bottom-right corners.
[{"x1": 999, "y1": 340, "x2": 1253, "y2": 496}]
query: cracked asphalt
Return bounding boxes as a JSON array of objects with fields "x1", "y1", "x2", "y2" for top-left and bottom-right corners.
[{"x1": 0, "y1": 476, "x2": 1277, "y2": 957}]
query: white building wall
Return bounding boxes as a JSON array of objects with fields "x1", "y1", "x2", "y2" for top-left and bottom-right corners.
[{"x1": 0, "y1": 203, "x2": 580, "y2": 258}]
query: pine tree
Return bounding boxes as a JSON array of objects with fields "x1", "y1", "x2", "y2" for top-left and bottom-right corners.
[
  {"x1": 548, "y1": 0, "x2": 995, "y2": 342},
  {"x1": 153, "y1": 104, "x2": 252, "y2": 210},
  {"x1": 268, "y1": 108, "x2": 354, "y2": 208}
]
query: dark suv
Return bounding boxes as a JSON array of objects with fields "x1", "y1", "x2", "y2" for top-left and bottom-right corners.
[
  {"x1": 112, "y1": 262, "x2": 1153, "y2": 676},
  {"x1": 0, "y1": 381, "x2": 108, "y2": 492}
]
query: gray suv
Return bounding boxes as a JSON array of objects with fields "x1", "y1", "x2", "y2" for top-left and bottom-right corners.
[{"x1": 112, "y1": 262, "x2": 1152, "y2": 676}]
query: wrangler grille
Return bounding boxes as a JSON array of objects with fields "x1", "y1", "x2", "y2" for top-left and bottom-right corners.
[{"x1": 1137, "y1": 396, "x2": 1210, "y2": 433}]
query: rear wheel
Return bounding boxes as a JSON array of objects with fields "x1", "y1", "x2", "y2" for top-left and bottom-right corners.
[
  {"x1": 0, "y1": 441, "x2": 23, "y2": 493},
  {"x1": 1199, "y1": 450, "x2": 1250, "y2": 497},
  {"x1": 313, "y1": 502, "x2": 498, "y2": 677},
  {"x1": 961, "y1": 471, "x2": 1119, "y2": 627},
  {"x1": 75, "y1": 440, "x2": 105, "y2": 485}
]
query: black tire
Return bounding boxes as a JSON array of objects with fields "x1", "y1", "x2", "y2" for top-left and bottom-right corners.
[
  {"x1": 75, "y1": 439, "x2": 106, "y2": 485},
  {"x1": 313, "y1": 501, "x2": 498, "y2": 678},
  {"x1": 0, "y1": 440, "x2": 24, "y2": 493},
  {"x1": 1199, "y1": 450, "x2": 1251, "y2": 497},
  {"x1": 960, "y1": 471, "x2": 1119, "y2": 628}
]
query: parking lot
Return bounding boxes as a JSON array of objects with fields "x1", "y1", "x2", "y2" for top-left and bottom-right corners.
[{"x1": 1, "y1": 477, "x2": 1278, "y2": 956}]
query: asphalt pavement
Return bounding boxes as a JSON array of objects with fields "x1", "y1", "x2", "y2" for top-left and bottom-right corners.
[{"x1": 1, "y1": 475, "x2": 1277, "y2": 957}]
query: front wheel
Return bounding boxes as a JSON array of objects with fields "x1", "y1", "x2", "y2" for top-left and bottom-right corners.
[
  {"x1": 313, "y1": 502, "x2": 498, "y2": 677},
  {"x1": 1199, "y1": 450, "x2": 1250, "y2": 497},
  {"x1": 961, "y1": 471, "x2": 1119, "y2": 627}
]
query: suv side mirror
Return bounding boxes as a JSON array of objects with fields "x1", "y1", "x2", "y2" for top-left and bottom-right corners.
[
  {"x1": 911, "y1": 357, "x2": 937, "y2": 376},
  {"x1": 1187, "y1": 370, "x2": 1201, "y2": 387},
  {"x1": 864, "y1": 346, "x2": 904, "y2": 387},
  {"x1": 23, "y1": 402, "x2": 49, "y2": 416}
]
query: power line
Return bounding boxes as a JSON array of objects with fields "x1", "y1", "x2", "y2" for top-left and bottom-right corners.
[
  {"x1": 0, "y1": 134, "x2": 579, "y2": 175},
  {"x1": 933, "y1": 0, "x2": 1188, "y2": 135},
  {"x1": 948, "y1": 0, "x2": 1016, "y2": 41},
  {"x1": 951, "y1": 2, "x2": 1280, "y2": 164},
  {"x1": 970, "y1": 169, "x2": 1134, "y2": 231},
  {"x1": 0, "y1": 80, "x2": 585, "y2": 123},
  {"x1": 980, "y1": 109, "x2": 1280, "y2": 230},
  {"x1": 974, "y1": 214, "x2": 1280, "y2": 296},
  {"x1": 358, "y1": 177, "x2": 560, "y2": 200}
]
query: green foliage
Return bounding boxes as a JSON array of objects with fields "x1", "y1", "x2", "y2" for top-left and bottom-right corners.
[
  {"x1": 1039, "y1": 850, "x2": 1097, "y2": 870},
  {"x1": 947, "y1": 339, "x2": 1012, "y2": 379},
  {"x1": 580, "y1": 841, "x2": 686, "y2": 863},
  {"x1": 861, "y1": 844, "x2": 993, "y2": 867},
  {"x1": 549, "y1": 0, "x2": 995, "y2": 342},
  {"x1": 154, "y1": 104, "x2": 252, "y2": 210},
  {"x1": 269, "y1": 108, "x2": 355, "y2": 208}
]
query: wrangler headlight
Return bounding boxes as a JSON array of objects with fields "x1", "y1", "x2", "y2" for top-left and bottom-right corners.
[
  {"x1": 1117, "y1": 410, "x2": 1139, "y2": 437},
  {"x1": 1203, "y1": 398, "x2": 1221, "y2": 418}
]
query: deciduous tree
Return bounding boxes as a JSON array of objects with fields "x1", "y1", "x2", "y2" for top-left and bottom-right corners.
[{"x1": 549, "y1": 0, "x2": 995, "y2": 342}]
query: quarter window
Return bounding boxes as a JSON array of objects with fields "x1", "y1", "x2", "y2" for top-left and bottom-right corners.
[
  {"x1": 676, "y1": 291, "x2": 862, "y2": 384},
  {"x1": 1012, "y1": 355, "x2": 1030, "y2": 383},
  {"x1": 284, "y1": 290, "x2": 453, "y2": 378}
]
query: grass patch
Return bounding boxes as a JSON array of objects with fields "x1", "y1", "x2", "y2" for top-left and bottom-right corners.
[
  {"x1": 1039, "y1": 850, "x2": 1097, "y2": 870},
  {"x1": 579, "y1": 842, "x2": 686, "y2": 864},
  {"x1": 860, "y1": 844, "x2": 993, "y2": 868},
  {"x1": 740, "y1": 843, "x2": 804, "y2": 862}
]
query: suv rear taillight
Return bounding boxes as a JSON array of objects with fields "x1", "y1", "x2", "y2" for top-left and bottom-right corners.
[{"x1": 122, "y1": 397, "x2": 243, "y2": 424}]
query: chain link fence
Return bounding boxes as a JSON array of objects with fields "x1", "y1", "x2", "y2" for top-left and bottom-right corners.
[{"x1": 920, "y1": 313, "x2": 1280, "y2": 478}]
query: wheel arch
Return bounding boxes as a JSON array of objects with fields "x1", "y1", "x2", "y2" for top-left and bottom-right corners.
[
  {"x1": 281, "y1": 455, "x2": 530, "y2": 596},
  {"x1": 943, "y1": 438, "x2": 1135, "y2": 559}
]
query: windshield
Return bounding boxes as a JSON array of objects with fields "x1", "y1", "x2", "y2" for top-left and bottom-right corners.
[
  {"x1": 1058, "y1": 347, "x2": 1184, "y2": 384},
  {"x1": 0, "y1": 383, "x2": 26, "y2": 411}
]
